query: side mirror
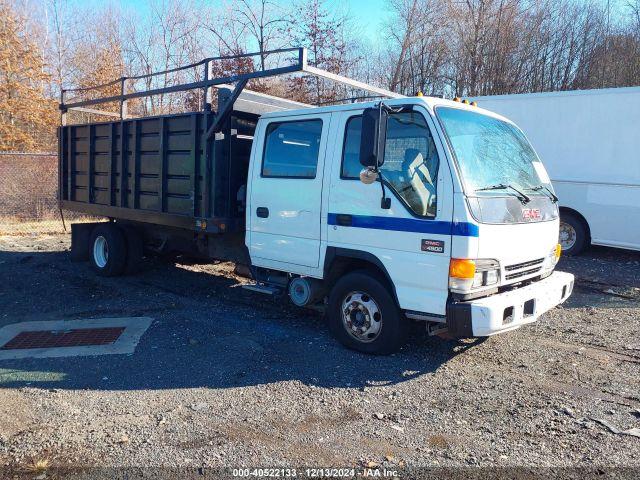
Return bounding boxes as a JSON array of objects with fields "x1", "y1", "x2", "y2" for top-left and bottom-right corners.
[
  {"x1": 359, "y1": 167, "x2": 378, "y2": 184},
  {"x1": 359, "y1": 106, "x2": 388, "y2": 168}
]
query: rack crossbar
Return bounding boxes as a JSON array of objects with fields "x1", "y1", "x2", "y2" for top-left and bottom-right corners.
[{"x1": 59, "y1": 47, "x2": 401, "y2": 116}]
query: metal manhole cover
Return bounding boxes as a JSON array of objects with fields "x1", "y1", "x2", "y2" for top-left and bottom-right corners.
[
  {"x1": 0, "y1": 317, "x2": 152, "y2": 360},
  {"x1": 1, "y1": 327, "x2": 126, "y2": 350}
]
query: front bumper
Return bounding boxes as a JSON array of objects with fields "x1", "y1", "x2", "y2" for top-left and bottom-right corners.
[{"x1": 447, "y1": 271, "x2": 574, "y2": 337}]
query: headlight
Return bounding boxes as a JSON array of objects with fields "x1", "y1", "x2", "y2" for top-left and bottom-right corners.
[
  {"x1": 449, "y1": 258, "x2": 500, "y2": 292},
  {"x1": 542, "y1": 244, "x2": 561, "y2": 272},
  {"x1": 473, "y1": 259, "x2": 500, "y2": 287}
]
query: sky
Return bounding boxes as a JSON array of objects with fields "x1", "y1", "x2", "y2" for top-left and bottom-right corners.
[
  {"x1": 326, "y1": 0, "x2": 390, "y2": 42},
  {"x1": 63, "y1": 0, "x2": 632, "y2": 47},
  {"x1": 115, "y1": 0, "x2": 392, "y2": 43}
]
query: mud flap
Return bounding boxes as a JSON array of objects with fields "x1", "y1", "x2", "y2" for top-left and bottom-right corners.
[
  {"x1": 446, "y1": 301, "x2": 474, "y2": 337},
  {"x1": 70, "y1": 222, "x2": 100, "y2": 262}
]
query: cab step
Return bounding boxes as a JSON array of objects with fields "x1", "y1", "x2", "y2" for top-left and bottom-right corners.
[
  {"x1": 426, "y1": 322, "x2": 449, "y2": 336},
  {"x1": 242, "y1": 283, "x2": 282, "y2": 295}
]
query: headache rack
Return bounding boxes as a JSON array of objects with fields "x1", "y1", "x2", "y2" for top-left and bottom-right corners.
[{"x1": 58, "y1": 47, "x2": 401, "y2": 234}]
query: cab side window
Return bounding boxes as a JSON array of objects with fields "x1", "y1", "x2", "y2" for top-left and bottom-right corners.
[
  {"x1": 340, "y1": 112, "x2": 440, "y2": 217},
  {"x1": 262, "y1": 119, "x2": 323, "y2": 178},
  {"x1": 341, "y1": 116, "x2": 363, "y2": 178}
]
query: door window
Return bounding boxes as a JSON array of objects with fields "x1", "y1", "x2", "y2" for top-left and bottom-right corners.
[
  {"x1": 262, "y1": 119, "x2": 323, "y2": 178},
  {"x1": 341, "y1": 112, "x2": 439, "y2": 217}
]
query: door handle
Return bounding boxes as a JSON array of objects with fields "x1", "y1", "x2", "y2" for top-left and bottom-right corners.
[
  {"x1": 256, "y1": 207, "x2": 269, "y2": 218},
  {"x1": 336, "y1": 214, "x2": 352, "y2": 226}
]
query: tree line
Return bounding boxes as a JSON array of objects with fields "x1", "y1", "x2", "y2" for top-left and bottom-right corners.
[
  {"x1": 387, "y1": 0, "x2": 640, "y2": 96},
  {"x1": 1, "y1": 0, "x2": 639, "y2": 151}
]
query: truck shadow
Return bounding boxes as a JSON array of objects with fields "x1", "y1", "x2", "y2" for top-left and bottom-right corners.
[{"x1": 0, "y1": 246, "x2": 486, "y2": 392}]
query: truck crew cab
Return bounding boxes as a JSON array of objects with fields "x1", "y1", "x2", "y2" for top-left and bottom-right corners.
[{"x1": 59, "y1": 48, "x2": 574, "y2": 354}]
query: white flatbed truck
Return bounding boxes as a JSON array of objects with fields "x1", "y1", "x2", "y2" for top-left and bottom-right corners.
[{"x1": 59, "y1": 48, "x2": 573, "y2": 354}]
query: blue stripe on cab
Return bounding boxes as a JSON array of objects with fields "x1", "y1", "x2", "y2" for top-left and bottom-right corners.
[{"x1": 327, "y1": 213, "x2": 479, "y2": 237}]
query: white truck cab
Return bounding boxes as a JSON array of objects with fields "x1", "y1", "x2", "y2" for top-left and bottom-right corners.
[{"x1": 246, "y1": 96, "x2": 574, "y2": 354}]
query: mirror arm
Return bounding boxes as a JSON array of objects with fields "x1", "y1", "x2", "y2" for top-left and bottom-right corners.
[
  {"x1": 377, "y1": 169, "x2": 390, "y2": 210},
  {"x1": 379, "y1": 179, "x2": 391, "y2": 209}
]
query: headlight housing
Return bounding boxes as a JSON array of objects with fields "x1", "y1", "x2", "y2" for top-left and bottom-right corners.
[
  {"x1": 449, "y1": 258, "x2": 500, "y2": 292},
  {"x1": 473, "y1": 259, "x2": 500, "y2": 288},
  {"x1": 542, "y1": 244, "x2": 561, "y2": 273}
]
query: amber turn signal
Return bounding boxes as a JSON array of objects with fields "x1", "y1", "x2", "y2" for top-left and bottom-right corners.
[{"x1": 449, "y1": 258, "x2": 476, "y2": 279}]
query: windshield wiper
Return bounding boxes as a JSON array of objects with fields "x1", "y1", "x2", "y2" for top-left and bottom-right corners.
[
  {"x1": 475, "y1": 183, "x2": 531, "y2": 204},
  {"x1": 530, "y1": 184, "x2": 558, "y2": 203}
]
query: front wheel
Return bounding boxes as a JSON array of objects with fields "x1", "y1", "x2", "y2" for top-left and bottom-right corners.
[{"x1": 327, "y1": 271, "x2": 407, "y2": 355}]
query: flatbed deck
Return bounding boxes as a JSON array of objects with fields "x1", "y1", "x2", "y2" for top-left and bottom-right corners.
[{"x1": 59, "y1": 109, "x2": 256, "y2": 234}]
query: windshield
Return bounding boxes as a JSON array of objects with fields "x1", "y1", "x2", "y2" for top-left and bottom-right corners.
[{"x1": 436, "y1": 106, "x2": 552, "y2": 196}]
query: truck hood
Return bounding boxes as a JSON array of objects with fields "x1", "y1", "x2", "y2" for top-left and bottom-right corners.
[{"x1": 477, "y1": 219, "x2": 559, "y2": 286}]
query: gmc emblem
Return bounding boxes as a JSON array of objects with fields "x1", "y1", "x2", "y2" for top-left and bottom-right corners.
[{"x1": 522, "y1": 208, "x2": 541, "y2": 220}]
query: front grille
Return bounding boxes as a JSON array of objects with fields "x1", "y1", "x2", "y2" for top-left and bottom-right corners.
[
  {"x1": 505, "y1": 258, "x2": 544, "y2": 271},
  {"x1": 505, "y1": 267, "x2": 542, "y2": 281}
]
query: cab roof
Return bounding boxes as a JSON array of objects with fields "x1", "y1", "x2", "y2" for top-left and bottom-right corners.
[{"x1": 258, "y1": 95, "x2": 512, "y2": 124}]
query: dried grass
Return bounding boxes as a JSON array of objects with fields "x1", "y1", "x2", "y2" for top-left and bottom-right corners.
[
  {"x1": 22, "y1": 455, "x2": 51, "y2": 473},
  {"x1": 0, "y1": 216, "x2": 98, "y2": 236}
]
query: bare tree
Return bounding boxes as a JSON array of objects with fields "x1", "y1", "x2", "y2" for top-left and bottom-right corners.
[
  {"x1": 379, "y1": 0, "x2": 640, "y2": 97},
  {"x1": 287, "y1": 0, "x2": 351, "y2": 103},
  {"x1": 388, "y1": 0, "x2": 419, "y2": 91},
  {"x1": 230, "y1": 0, "x2": 292, "y2": 70},
  {"x1": 122, "y1": 0, "x2": 206, "y2": 115},
  {"x1": 4, "y1": 0, "x2": 640, "y2": 149},
  {"x1": 45, "y1": 0, "x2": 86, "y2": 97}
]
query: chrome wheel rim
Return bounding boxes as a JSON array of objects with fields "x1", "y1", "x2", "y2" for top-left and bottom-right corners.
[
  {"x1": 559, "y1": 222, "x2": 576, "y2": 251},
  {"x1": 93, "y1": 236, "x2": 108, "y2": 268},
  {"x1": 341, "y1": 291, "x2": 382, "y2": 343}
]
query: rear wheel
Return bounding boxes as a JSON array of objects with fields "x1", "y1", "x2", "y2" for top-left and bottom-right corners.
[
  {"x1": 90, "y1": 223, "x2": 127, "y2": 276},
  {"x1": 559, "y1": 213, "x2": 589, "y2": 256},
  {"x1": 328, "y1": 271, "x2": 407, "y2": 355}
]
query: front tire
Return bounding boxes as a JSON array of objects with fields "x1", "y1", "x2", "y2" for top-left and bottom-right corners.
[
  {"x1": 90, "y1": 223, "x2": 127, "y2": 277},
  {"x1": 559, "y1": 213, "x2": 589, "y2": 256},
  {"x1": 328, "y1": 271, "x2": 407, "y2": 355}
]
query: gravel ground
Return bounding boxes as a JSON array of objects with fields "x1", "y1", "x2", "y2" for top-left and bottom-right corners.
[{"x1": 0, "y1": 233, "x2": 638, "y2": 478}]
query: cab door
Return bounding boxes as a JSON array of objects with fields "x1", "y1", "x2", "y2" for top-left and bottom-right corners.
[
  {"x1": 327, "y1": 106, "x2": 455, "y2": 316},
  {"x1": 247, "y1": 114, "x2": 330, "y2": 271}
]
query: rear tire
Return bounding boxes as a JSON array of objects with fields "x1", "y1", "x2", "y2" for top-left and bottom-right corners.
[
  {"x1": 89, "y1": 223, "x2": 127, "y2": 277},
  {"x1": 559, "y1": 213, "x2": 589, "y2": 256},
  {"x1": 328, "y1": 271, "x2": 407, "y2": 355}
]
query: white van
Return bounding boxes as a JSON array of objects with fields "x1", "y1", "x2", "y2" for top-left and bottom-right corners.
[{"x1": 473, "y1": 87, "x2": 640, "y2": 255}]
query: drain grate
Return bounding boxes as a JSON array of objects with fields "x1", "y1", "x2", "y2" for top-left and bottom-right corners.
[{"x1": 1, "y1": 327, "x2": 125, "y2": 350}]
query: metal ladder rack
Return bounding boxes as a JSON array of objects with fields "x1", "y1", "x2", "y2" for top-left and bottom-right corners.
[{"x1": 59, "y1": 47, "x2": 403, "y2": 138}]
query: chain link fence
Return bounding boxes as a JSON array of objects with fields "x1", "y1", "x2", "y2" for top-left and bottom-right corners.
[{"x1": 0, "y1": 152, "x2": 93, "y2": 236}]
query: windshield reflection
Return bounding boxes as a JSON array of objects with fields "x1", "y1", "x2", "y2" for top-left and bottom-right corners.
[{"x1": 436, "y1": 107, "x2": 553, "y2": 196}]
